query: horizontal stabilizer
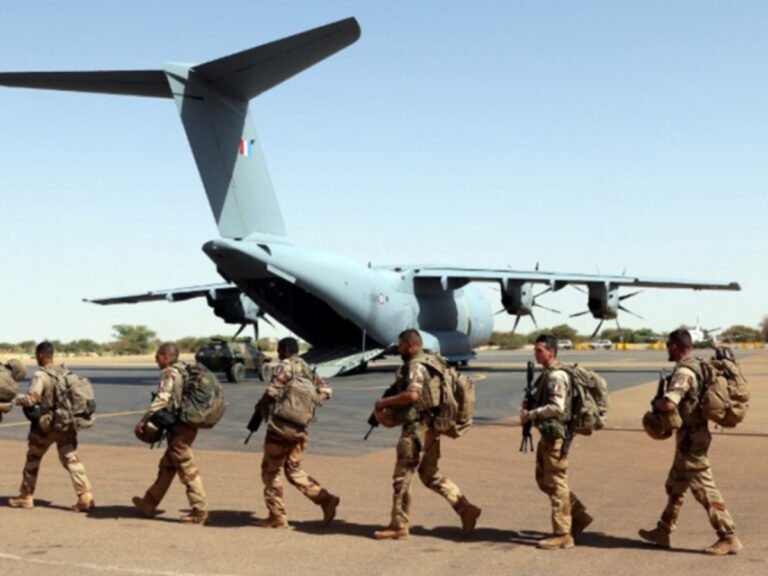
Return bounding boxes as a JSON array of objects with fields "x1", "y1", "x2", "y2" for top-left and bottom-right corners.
[
  {"x1": 194, "y1": 17, "x2": 360, "y2": 101},
  {"x1": 0, "y1": 70, "x2": 171, "y2": 98}
]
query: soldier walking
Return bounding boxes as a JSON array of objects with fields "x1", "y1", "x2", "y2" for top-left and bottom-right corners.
[
  {"x1": 255, "y1": 337, "x2": 339, "y2": 528},
  {"x1": 519, "y1": 335, "x2": 592, "y2": 549},
  {"x1": 373, "y1": 329, "x2": 481, "y2": 540},
  {"x1": 639, "y1": 329, "x2": 742, "y2": 555},
  {"x1": 133, "y1": 342, "x2": 208, "y2": 524},
  {"x1": 9, "y1": 341, "x2": 94, "y2": 511}
]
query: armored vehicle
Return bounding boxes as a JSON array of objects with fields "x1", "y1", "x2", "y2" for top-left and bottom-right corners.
[{"x1": 195, "y1": 338, "x2": 267, "y2": 383}]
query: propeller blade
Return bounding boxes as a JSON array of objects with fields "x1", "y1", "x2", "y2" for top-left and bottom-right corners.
[
  {"x1": 570, "y1": 310, "x2": 591, "y2": 318},
  {"x1": 590, "y1": 319, "x2": 604, "y2": 339},
  {"x1": 618, "y1": 304, "x2": 643, "y2": 319},
  {"x1": 619, "y1": 290, "x2": 643, "y2": 301},
  {"x1": 571, "y1": 285, "x2": 587, "y2": 294},
  {"x1": 533, "y1": 286, "x2": 552, "y2": 299},
  {"x1": 530, "y1": 312, "x2": 538, "y2": 330},
  {"x1": 534, "y1": 303, "x2": 561, "y2": 314},
  {"x1": 494, "y1": 308, "x2": 507, "y2": 316},
  {"x1": 512, "y1": 315, "x2": 522, "y2": 332}
]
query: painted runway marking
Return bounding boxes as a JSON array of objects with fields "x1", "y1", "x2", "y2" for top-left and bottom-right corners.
[
  {"x1": 0, "y1": 410, "x2": 144, "y2": 429},
  {"x1": 0, "y1": 552, "x2": 240, "y2": 576}
]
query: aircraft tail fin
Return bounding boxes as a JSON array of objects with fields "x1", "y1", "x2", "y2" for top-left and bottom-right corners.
[{"x1": 0, "y1": 17, "x2": 361, "y2": 239}]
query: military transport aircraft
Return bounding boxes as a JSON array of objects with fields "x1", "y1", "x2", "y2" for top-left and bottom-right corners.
[{"x1": 0, "y1": 18, "x2": 740, "y2": 376}]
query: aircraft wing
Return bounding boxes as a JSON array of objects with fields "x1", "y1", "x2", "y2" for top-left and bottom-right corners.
[
  {"x1": 406, "y1": 267, "x2": 741, "y2": 291},
  {"x1": 84, "y1": 283, "x2": 237, "y2": 304}
]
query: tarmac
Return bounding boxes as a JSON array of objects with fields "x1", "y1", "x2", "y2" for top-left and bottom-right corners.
[{"x1": 0, "y1": 349, "x2": 766, "y2": 576}]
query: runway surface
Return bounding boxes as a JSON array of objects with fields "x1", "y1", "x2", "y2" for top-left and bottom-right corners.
[{"x1": 3, "y1": 349, "x2": 757, "y2": 456}]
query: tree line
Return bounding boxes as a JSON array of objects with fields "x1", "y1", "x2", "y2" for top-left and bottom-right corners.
[{"x1": 0, "y1": 325, "x2": 277, "y2": 356}]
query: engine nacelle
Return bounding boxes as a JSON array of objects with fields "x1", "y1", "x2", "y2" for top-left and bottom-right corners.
[
  {"x1": 205, "y1": 288, "x2": 261, "y2": 325},
  {"x1": 587, "y1": 284, "x2": 619, "y2": 319},
  {"x1": 501, "y1": 281, "x2": 534, "y2": 316}
]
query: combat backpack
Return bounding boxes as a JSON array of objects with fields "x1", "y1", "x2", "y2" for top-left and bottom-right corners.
[
  {"x1": 43, "y1": 366, "x2": 96, "y2": 432},
  {"x1": 175, "y1": 362, "x2": 226, "y2": 429},
  {"x1": 0, "y1": 364, "x2": 20, "y2": 404},
  {"x1": 418, "y1": 354, "x2": 475, "y2": 439},
  {"x1": 268, "y1": 358, "x2": 321, "y2": 440},
  {"x1": 560, "y1": 364, "x2": 609, "y2": 435},
  {"x1": 687, "y1": 349, "x2": 750, "y2": 428}
]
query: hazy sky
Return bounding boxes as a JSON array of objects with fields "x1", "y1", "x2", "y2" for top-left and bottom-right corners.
[{"x1": 1, "y1": 1, "x2": 765, "y2": 343}]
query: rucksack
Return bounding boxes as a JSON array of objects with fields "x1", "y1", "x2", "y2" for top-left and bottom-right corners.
[
  {"x1": 418, "y1": 354, "x2": 475, "y2": 439},
  {"x1": 271, "y1": 359, "x2": 319, "y2": 425},
  {"x1": 691, "y1": 349, "x2": 750, "y2": 428},
  {"x1": 0, "y1": 365, "x2": 19, "y2": 404},
  {"x1": 175, "y1": 362, "x2": 226, "y2": 429},
  {"x1": 560, "y1": 364, "x2": 609, "y2": 435},
  {"x1": 44, "y1": 366, "x2": 96, "y2": 432}
]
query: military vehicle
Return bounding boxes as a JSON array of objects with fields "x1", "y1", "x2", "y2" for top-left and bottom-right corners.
[{"x1": 195, "y1": 338, "x2": 267, "y2": 383}]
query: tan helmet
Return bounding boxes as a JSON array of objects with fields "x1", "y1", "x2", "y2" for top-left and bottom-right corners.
[
  {"x1": 374, "y1": 406, "x2": 399, "y2": 428},
  {"x1": 642, "y1": 409, "x2": 682, "y2": 440},
  {"x1": 135, "y1": 421, "x2": 162, "y2": 444},
  {"x1": 6, "y1": 359, "x2": 26, "y2": 382}
]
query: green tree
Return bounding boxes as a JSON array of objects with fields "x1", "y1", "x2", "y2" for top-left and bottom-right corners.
[
  {"x1": 111, "y1": 325, "x2": 157, "y2": 355},
  {"x1": 719, "y1": 325, "x2": 761, "y2": 343},
  {"x1": 633, "y1": 328, "x2": 661, "y2": 343},
  {"x1": 490, "y1": 331, "x2": 527, "y2": 350}
]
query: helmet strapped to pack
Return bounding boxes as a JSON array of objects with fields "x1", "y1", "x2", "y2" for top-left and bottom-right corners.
[{"x1": 6, "y1": 359, "x2": 26, "y2": 382}]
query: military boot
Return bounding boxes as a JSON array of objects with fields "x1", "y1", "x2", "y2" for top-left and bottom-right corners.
[
  {"x1": 132, "y1": 496, "x2": 161, "y2": 517},
  {"x1": 373, "y1": 526, "x2": 409, "y2": 540},
  {"x1": 8, "y1": 495, "x2": 34, "y2": 509},
  {"x1": 537, "y1": 533, "x2": 575, "y2": 550},
  {"x1": 638, "y1": 525, "x2": 671, "y2": 548},
  {"x1": 321, "y1": 495, "x2": 340, "y2": 525},
  {"x1": 571, "y1": 512, "x2": 594, "y2": 536},
  {"x1": 703, "y1": 534, "x2": 743, "y2": 556},
  {"x1": 180, "y1": 508, "x2": 208, "y2": 525},
  {"x1": 460, "y1": 504, "x2": 482, "y2": 537},
  {"x1": 72, "y1": 492, "x2": 95, "y2": 512},
  {"x1": 259, "y1": 515, "x2": 289, "y2": 528}
]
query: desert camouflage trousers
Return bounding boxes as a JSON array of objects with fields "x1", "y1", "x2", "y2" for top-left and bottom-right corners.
[
  {"x1": 389, "y1": 422, "x2": 469, "y2": 529},
  {"x1": 261, "y1": 433, "x2": 335, "y2": 521},
  {"x1": 143, "y1": 423, "x2": 206, "y2": 512},
  {"x1": 20, "y1": 427, "x2": 91, "y2": 496},
  {"x1": 535, "y1": 436, "x2": 587, "y2": 535},
  {"x1": 658, "y1": 426, "x2": 735, "y2": 536}
]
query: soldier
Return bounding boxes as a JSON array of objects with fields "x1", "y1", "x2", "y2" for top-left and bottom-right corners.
[
  {"x1": 132, "y1": 342, "x2": 208, "y2": 524},
  {"x1": 373, "y1": 329, "x2": 481, "y2": 540},
  {"x1": 255, "y1": 337, "x2": 339, "y2": 528},
  {"x1": 519, "y1": 334, "x2": 592, "y2": 550},
  {"x1": 639, "y1": 329, "x2": 742, "y2": 555},
  {"x1": 9, "y1": 342, "x2": 94, "y2": 511}
]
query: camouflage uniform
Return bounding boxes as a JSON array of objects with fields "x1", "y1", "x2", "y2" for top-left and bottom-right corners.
[
  {"x1": 529, "y1": 362, "x2": 587, "y2": 535},
  {"x1": 387, "y1": 352, "x2": 475, "y2": 530},
  {"x1": 139, "y1": 363, "x2": 206, "y2": 514},
  {"x1": 259, "y1": 356, "x2": 337, "y2": 524},
  {"x1": 15, "y1": 367, "x2": 91, "y2": 498},
  {"x1": 654, "y1": 359, "x2": 736, "y2": 537}
]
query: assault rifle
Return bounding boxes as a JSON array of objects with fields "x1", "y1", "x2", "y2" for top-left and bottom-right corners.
[
  {"x1": 364, "y1": 382, "x2": 399, "y2": 440},
  {"x1": 520, "y1": 361, "x2": 535, "y2": 453},
  {"x1": 654, "y1": 369, "x2": 668, "y2": 406},
  {"x1": 244, "y1": 397, "x2": 268, "y2": 445}
]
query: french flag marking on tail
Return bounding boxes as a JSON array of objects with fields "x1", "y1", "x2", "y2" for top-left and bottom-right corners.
[{"x1": 239, "y1": 138, "x2": 254, "y2": 157}]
